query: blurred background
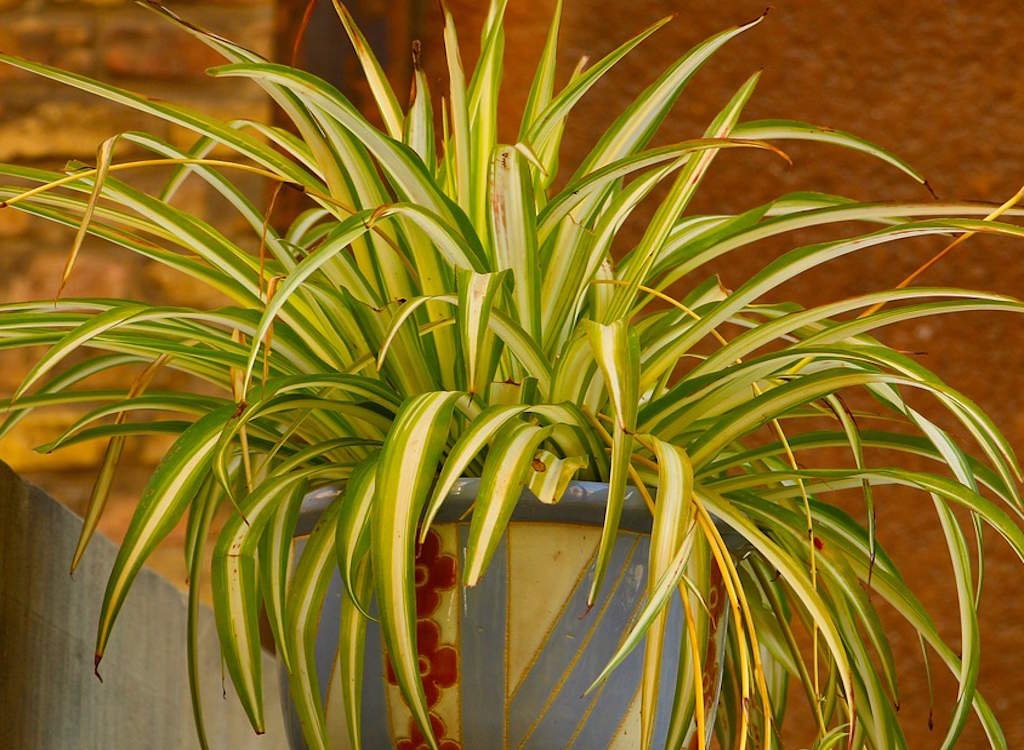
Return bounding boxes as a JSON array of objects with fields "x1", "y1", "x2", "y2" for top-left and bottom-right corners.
[{"x1": 1, "y1": 0, "x2": 1022, "y2": 746}]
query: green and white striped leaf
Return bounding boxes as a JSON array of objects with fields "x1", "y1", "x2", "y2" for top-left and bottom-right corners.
[
  {"x1": 96, "y1": 405, "x2": 236, "y2": 673},
  {"x1": 184, "y1": 477, "x2": 221, "y2": 750},
  {"x1": 518, "y1": 0, "x2": 562, "y2": 142},
  {"x1": 331, "y1": 1, "x2": 404, "y2": 139},
  {"x1": 571, "y1": 9, "x2": 766, "y2": 180},
  {"x1": 13, "y1": 304, "x2": 146, "y2": 400},
  {"x1": 524, "y1": 14, "x2": 673, "y2": 154},
  {"x1": 0, "y1": 53, "x2": 319, "y2": 186},
  {"x1": 284, "y1": 492, "x2": 347, "y2": 750},
  {"x1": 258, "y1": 480, "x2": 308, "y2": 671},
  {"x1": 489, "y1": 145, "x2": 541, "y2": 340},
  {"x1": 641, "y1": 437, "x2": 694, "y2": 750},
  {"x1": 527, "y1": 448, "x2": 588, "y2": 504},
  {"x1": 405, "y1": 44, "x2": 435, "y2": 173},
  {"x1": 371, "y1": 392, "x2": 461, "y2": 748},
  {"x1": 732, "y1": 118, "x2": 930, "y2": 190},
  {"x1": 335, "y1": 457, "x2": 378, "y2": 618},
  {"x1": 931, "y1": 494, "x2": 979, "y2": 750},
  {"x1": 440, "y1": 0, "x2": 472, "y2": 220},
  {"x1": 421, "y1": 404, "x2": 529, "y2": 539},
  {"x1": 584, "y1": 512, "x2": 696, "y2": 695},
  {"x1": 607, "y1": 71, "x2": 762, "y2": 321},
  {"x1": 212, "y1": 466, "x2": 335, "y2": 732},
  {"x1": 467, "y1": 0, "x2": 508, "y2": 230},
  {"x1": 0, "y1": 353, "x2": 140, "y2": 438},
  {"x1": 456, "y1": 269, "x2": 505, "y2": 394},
  {"x1": 585, "y1": 319, "x2": 640, "y2": 605},
  {"x1": 464, "y1": 420, "x2": 554, "y2": 586},
  {"x1": 334, "y1": 554, "x2": 375, "y2": 750}
]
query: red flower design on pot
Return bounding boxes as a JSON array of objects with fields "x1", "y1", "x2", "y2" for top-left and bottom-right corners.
[
  {"x1": 414, "y1": 528, "x2": 457, "y2": 616},
  {"x1": 385, "y1": 529, "x2": 460, "y2": 747},
  {"x1": 386, "y1": 619, "x2": 458, "y2": 707},
  {"x1": 395, "y1": 714, "x2": 461, "y2": 750}
]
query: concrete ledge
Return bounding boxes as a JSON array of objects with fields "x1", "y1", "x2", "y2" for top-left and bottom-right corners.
[{"x1": 0, "y1": 461, "x2": 286, "y2": 749}]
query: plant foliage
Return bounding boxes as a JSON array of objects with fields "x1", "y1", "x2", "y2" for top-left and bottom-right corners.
[{"x1": 1, "y1": 2, "x2": 1023, "y2": 749}]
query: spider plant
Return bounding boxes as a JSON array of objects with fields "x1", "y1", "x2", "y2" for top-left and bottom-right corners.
[{"x1": 2, "y1": 1, "x2": 1022, "y2": 748}]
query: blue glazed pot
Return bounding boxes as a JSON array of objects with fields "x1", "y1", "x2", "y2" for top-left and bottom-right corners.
[{"x1": 282, "y1": 480, "x2": 747, "y2": 750}]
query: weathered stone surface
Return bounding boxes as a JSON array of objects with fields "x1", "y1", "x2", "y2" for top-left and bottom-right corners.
[{"x1": 0, "y1": 461, "x2": 287, "y2": 749}]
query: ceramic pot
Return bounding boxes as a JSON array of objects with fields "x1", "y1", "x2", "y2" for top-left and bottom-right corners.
[{"x1": 282, "y1": 480, "x2": 747, "y2": 750}]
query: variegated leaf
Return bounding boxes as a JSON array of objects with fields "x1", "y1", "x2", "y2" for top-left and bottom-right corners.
[
  {"x1": 585, "y1": 319, "x2": 640, "y2": 605},
  {"x1": 456, "y1": 268, "x2": 505, "y2": 394},
  {"x1": 526, "y1": 448, "x2": 588, "y2": 504},
  {"x1": 464, "y1": 420, "x2": 554, "y2": 586},
  {"x1": 641, "y1": 437, "x2": 695, "y2": 750},
  {"x1": 371, "y1": 391, "x2": 462, "y2": 747},
  {"x1": 96, "y1": 406, "x2": 235, "y2": 676}
]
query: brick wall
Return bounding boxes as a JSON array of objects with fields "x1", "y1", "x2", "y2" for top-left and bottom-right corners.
[{"x1": 0, "y1": 0, "x2": 274, "y2": 583}]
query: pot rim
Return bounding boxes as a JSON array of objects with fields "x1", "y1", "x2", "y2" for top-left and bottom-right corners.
[{"x1": 295, "y1": 478, "x2": 750, "y2": 555}]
